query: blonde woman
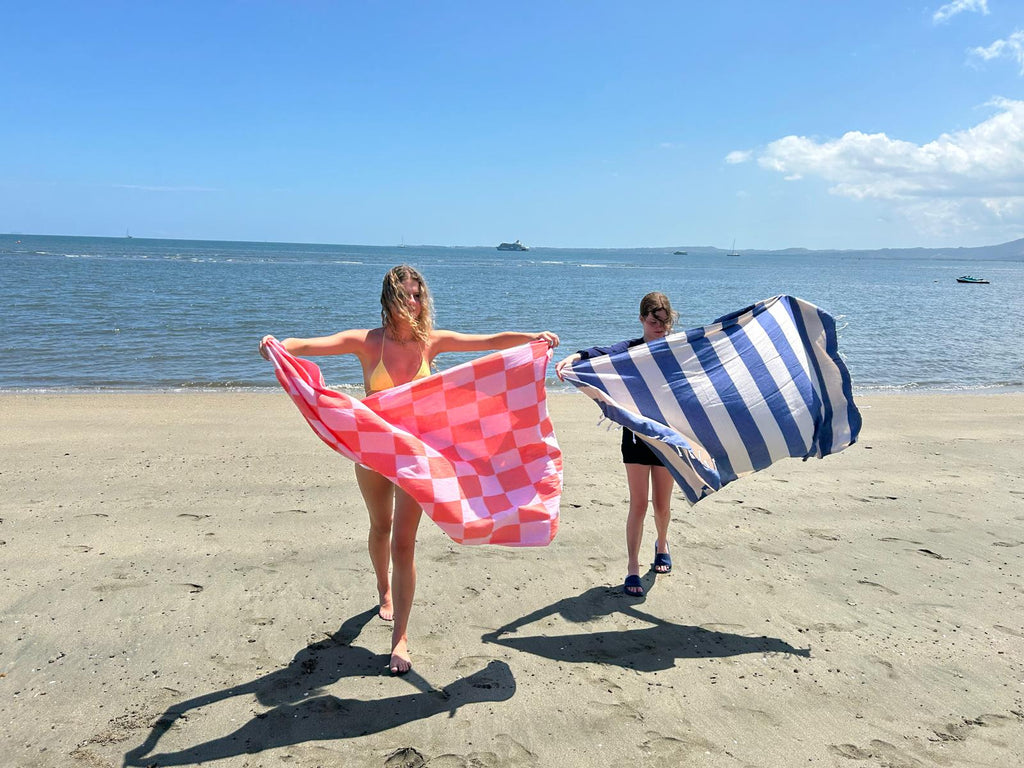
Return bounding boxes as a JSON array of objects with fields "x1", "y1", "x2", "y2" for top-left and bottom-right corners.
[
  {"x1": 261, "y1": 265, "x2": 558, "y2": 673},
  {"x1": 556, "y1": 292, "x2": 677, "y2": 597}
]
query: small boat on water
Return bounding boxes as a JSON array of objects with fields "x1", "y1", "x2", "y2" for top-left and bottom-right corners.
[
  {"x1": 673, "y1": 250, "x2": 687, "y2": 255},
  {"x1": 727, "y1": 238, "x2": 739, "y2": 256},
  {"x1": 497, "y1": 240, "x2": 529, "y2": 251},
  {"x1": 956, "y1": 275, "x2": 990, "y2": 284}
]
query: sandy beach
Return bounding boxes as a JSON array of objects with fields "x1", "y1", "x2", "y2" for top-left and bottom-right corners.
[{"x1": 2, "y1": 392, "x2": 1022, "y2": 768}]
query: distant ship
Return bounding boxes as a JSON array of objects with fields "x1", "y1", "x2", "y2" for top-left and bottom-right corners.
[
  {"x1": 673, "y1": 250, "x2": 687, "y2": 255},
  {"x1": 497, "y1": 239, "x2": 529, "y2": 251},
  {"x1": 727, "y1": 238, "x2": 739, "y2": 256}
]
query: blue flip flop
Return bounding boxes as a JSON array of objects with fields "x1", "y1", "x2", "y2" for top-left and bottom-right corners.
[
  {"x1": 623, "y1": 574, "x2": 644, "y2": 596},
  {"x1": 654, "y1": 542, "x2": 672, "y2": 573}
]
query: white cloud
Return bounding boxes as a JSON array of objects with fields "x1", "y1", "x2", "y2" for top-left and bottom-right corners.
[
  {"x1": 753, "y1": 98, "x2": 1024, "y2": 235},
  {"x1": 970, "y1": 30, "x2": 1024, "y2": 75},
  {"x1": 933, "y1": 0, "x2": 989, "y2": 24},
  {"x1": 725, "y1": 150, "x2": 752, "y2": 164}
]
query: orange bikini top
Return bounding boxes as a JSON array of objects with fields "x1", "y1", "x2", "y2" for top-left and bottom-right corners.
[{"x1": 367, "y1": 334, "x2": 431, "y2": 394}]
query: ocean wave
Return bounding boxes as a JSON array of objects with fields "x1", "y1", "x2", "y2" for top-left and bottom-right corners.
[{"x1": 854, "y1": 381, "x2": 1024, "y2": 395}]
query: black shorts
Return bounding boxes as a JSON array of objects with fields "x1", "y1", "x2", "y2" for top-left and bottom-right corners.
[{"x1": 620, "y1": 428, "x2": 663, "y2": 466}]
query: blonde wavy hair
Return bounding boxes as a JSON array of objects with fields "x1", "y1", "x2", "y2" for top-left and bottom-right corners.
[
  {"x1": 381, "y1": 265, "x2": 434, "y2": 343},
  {"x1": 640, "y1": 291, "x2": 678, "y2": 333}
]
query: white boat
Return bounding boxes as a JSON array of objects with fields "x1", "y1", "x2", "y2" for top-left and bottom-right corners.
[
  {"x1": 727, "y1": 239, "x2": 739, "y2": 256},
  {"x1": 497, "y1": 239, "x2": 529, "y2": 251}
]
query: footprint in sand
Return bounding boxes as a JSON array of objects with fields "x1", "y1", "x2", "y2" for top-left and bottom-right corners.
[
  {"x1": 931, "y1": 713, "x2": 1021, "y2": 744},
  {"x1": 829, "y1": 739, "x2": 917, "y2": 765},
  {"x1": 722, "y1": 705, "x2": 778, "y2": 726},
  {"x1": 750, "y1": 544, "x2": 785, "y2": 557},
  {"x1": 425, "y1": 734, "x2": 538, "y2": 767},
  {"x1": 879, "y1": 536, "x2": 923, "y2": 545},
  {"x1": 586, "y1": 700, "x2": 643, "y2": 724},
  {"x1": 451, "y1": 654, "x2": 501, "y2": 673},
  {"x1": 869, "y1": 656, "x2": 898, "y2": 679},
  {"x1": 92, "y1": 581, "x2": 145, "y2": 593},
  {"x1": 829, "y1": 743, "x2": 872, "y2": 760},
  {"x1": 808, "y1": 621, "x2": 861, "y2": 633},
  {"x1": 804, "y1": 529, "x2": 841, "y2": 541},
  {"x1": 640, "y1": 731, "x2": 720, "y2": 761},
  {"x1": 384, "y1": 747, "x2": 426, "y2": 768},
  {"x1": 856, "y1": 580, "x2": 899, "y2": 595},
  {"x1": 177, "y1": 583, "x2": 204, "y2": 594},
  {"x1": 993, "y1": 624, "x2": 1024, "y2": 638}
]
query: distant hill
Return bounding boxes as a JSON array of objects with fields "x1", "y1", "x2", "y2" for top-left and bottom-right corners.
[{"x1": 655, "y1": 238, "x2": 1024, "y2": 261}]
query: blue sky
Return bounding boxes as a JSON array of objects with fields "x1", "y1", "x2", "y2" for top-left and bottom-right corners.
[{"x1": 5, "y1": 0, "x2": 1024, "y2": 249}]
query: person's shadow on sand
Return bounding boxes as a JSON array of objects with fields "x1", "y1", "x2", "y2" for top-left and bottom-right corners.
[
  {"x1": 123, "y1": 607, "x2": 515, "y2": 767},
  {"x1": 482, "y1": 573, "x2": 810, "y2": 671}
]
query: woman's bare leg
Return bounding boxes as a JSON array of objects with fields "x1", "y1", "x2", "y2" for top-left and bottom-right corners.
[
  {"x1": 389, "y1": 486, "x2": 422, "y2": 673},
  {"x1": 624, "y1": 464, "x2": 651, "y2": 594},
  {"x1": 354, "y1": 465, "x2": 395, "y2": 621},
  {"x1": 651, "y1": 465, "x2": 674, "y2": 571}
]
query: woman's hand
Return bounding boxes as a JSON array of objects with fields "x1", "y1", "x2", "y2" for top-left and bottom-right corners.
[
  {"x1": 534, "y1": 331, "x2": 560, "y2": 348},
  {"x1": 258, "y1": 335, "x2": 275, "y2": 360},
  {"x1": 555, "y1": 353, "x2": 581, "y2": 381}
]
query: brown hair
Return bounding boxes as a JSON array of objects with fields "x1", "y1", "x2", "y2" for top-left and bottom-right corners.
[
  {"x1": 639, "y1": 291, "x2": 678, "y2": 332},
  {"x1": 381, "y1": 265, "x2": 434, "y2": 343}
]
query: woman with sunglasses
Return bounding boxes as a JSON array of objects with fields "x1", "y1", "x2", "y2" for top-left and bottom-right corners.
[{"x1": 555, "y1": 292, "x2": 678, "y2": 597}]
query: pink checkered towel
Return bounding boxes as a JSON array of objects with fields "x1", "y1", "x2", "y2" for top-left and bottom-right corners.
[{"x1": 263, "y1": 338, "x2": 562, "y2": 546}]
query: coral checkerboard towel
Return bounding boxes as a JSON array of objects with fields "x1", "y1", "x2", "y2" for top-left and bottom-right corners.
[{"x1": 263, "y1": 338, "x2": 562, "y2": 546}]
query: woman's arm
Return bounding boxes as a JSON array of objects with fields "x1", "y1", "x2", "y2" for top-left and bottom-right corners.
[
  {"x1": 555, "y1": 338, "x2": 641, "y2": 380},
  {"x1": 259, "y1": 329, "x2": 371, "y2": 360},
  {"x1": 430, "y1": 330, "x2": 559, "y2": 356}
]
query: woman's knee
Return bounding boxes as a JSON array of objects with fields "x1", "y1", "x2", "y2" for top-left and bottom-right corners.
[
  {"x1": 368, "y1": 514, "x2": 393, "y2": 538},
  {"x1": 391, "y1": 534, "x2": 417, "y2": 562}
]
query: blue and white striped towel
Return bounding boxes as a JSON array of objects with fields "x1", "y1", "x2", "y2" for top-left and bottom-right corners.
[{"x1": 563, "y1": 295, "x2": 862, "y2": 504}]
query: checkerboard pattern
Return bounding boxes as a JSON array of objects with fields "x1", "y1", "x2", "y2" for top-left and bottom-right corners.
[{"x1": 264, "y1": 339, "x2": 562, "y2": 546}]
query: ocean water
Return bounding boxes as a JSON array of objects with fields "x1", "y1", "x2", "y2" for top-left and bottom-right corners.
[{"x1": 2, "y1": 234, "x2": 1022, "y2": 394}]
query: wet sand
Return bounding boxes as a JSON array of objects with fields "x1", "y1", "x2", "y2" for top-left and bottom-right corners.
[{"x1": 2, "y1": 393, "x2": 1022, "y2": 767}]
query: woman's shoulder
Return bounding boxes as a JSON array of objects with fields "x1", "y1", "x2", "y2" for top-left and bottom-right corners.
[{"x1": 328, "y1": 327, "x2": 380, "y2": 354}]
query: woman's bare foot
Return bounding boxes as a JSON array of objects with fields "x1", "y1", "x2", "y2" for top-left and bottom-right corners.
[
  {"x1": 378, "y1": 589, "x2": 394, "y2": 622},
  {"x1": 389, "y1": 636, "x2": 412, "y2": 675}
]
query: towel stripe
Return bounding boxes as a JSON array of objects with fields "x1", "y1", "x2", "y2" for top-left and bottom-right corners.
[{"x1": 565, "y1": 295, "x2": 861, "y2": 503}]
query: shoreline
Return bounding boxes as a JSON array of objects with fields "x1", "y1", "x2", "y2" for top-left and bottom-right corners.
[
  {"x1": 2, "y1": 385, "x2": 1023, "y2": 396},
  {"x1": 2, "y1": 392, "x2": 1022, "y2": 766}
]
